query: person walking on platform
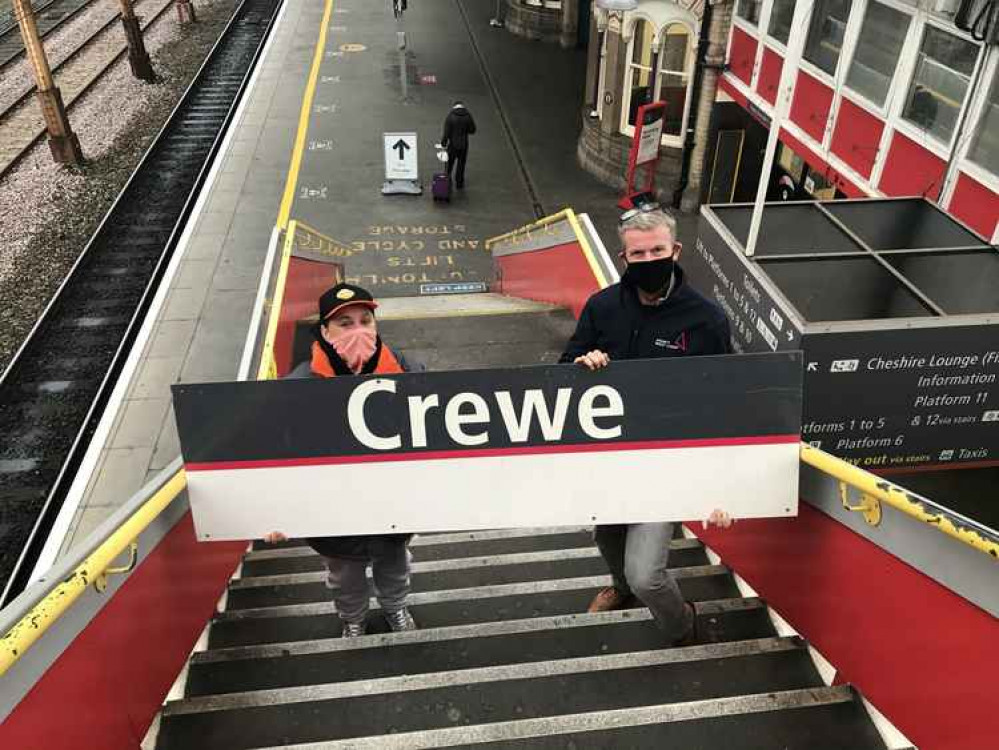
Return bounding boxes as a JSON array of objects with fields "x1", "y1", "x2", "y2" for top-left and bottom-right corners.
[
  {"x1": 560, "y1": 205, "x2": 734, "y2": 646},
  {"x1": 440, "y1": 100, "x2": 476, "y2": 189},
  {"x1": 264, "y1": 283, "x2": 421, "y2": 638}
]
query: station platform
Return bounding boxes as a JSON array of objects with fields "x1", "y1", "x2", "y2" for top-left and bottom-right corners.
[{"x1": 53, "y1": 0, "x2": 650, "y2": 557}]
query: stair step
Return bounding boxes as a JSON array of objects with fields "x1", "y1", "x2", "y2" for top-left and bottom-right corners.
[
  {"x1": 187, "y1": 599, "x2": 776, "y2": 696},
  {"x1": 227, "y1": 545, "x2": 710, "y2": 610},
  {"x1": 240, "y1": 528, "x2": 609, "y2": 576},
  {"x1": 208, "y1": 571, "x2": 740, "y2": 648},
  {"x1": 158, "y1": 638, "x2": 824, "y2": 749},
  {"x1": 248, "y1": 526, "x2": 613, "y2": 553},
  {"x1": 228, "y1": 686, "x2": 889, "y2": 750}
]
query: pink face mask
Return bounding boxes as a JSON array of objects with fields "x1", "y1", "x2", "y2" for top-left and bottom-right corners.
[{"x1": 332, "y1": 327, "x2": 377, "y2": 373}]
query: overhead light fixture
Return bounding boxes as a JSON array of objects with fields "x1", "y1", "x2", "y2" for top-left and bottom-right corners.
[{"x1": 595, "y1": 0, "x2": 639, "y2": 10}]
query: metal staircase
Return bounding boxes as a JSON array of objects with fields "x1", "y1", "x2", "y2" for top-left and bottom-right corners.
[
  {"x1": 148, "y1": 295, "x2": 904, "y2": 749},
  {"x1": 151, "y1": 527, "x2": 896, "y2": 749}
]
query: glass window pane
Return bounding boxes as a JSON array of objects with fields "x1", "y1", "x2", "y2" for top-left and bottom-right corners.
[
  {"x1": 660, "y1": 25, "x2": 689, "y2": 72},
  {"x1": 631, "y1": 20, "x2": 654, "y2": 68},
  {"x1": 737, "y1": 0, "x2": 761, "y2": 25},
  {"x1": 845, "y1": 2, "x2": 911, "y2": 106},
  {"x1": 768, "y1": 0, "x2": 795, "y2": 44},
  {"x1": 660, "y1": 73, "x2": 689, "y2": 136},
  {"x1": 628, "y1": 67, "x2": 654, "y2": 127},
  {"x1": 968, "y1": 69, "x2": 999, "y2": 175},
  {"x1": 803, "y1": 0, "x2": 852, "y2": 76},
  {"x1": 901, "y1": 27, "x2": 979, "y2": 142}
]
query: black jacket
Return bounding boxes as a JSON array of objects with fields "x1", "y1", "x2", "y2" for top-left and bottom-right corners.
[
  {"x1": 560, "y1": 266, "x2": 732, "y2": 363},
  {"x1": 285, "y1": 332, "x2": 422, "y2": 560},
  {"x1": 441, "y1": 106, "x2": 476, "y2": 151}
]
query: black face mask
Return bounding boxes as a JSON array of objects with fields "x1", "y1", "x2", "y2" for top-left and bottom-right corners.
[{"x1": 623, "y1": 257, "x2": 674, "y2": 295}]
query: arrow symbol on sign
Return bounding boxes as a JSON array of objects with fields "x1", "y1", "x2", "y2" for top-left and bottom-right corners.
[
  {"x1": 807, "y1": 362, "x2": 818, "y2": 372},
  {"x1": 392, "y1": 139, "x2": 411, "y2": 159}
]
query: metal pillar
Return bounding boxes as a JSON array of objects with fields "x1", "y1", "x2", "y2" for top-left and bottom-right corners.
[
  {"x1": 12, "y1": 0, "x2": 84, "y2": 165},
  {"x1": 396, "y1": 5, "x2": 408, "y2": 100},
  {"x1": 116, "y1": 0, "x2": 157, "y2": 82},
  {"x1": 176, "y1": 0, "x2": 197, "y2": 24},
  {"x1": 745, "y1": 0, "x2": 814, "y2": 256}
]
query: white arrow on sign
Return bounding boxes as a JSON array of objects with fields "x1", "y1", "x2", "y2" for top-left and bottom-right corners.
[{"x1": 383, "y1": 132, "x2": 418, "y2": 181}]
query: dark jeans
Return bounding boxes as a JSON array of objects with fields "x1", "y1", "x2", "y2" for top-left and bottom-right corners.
[
  {"x1": 594, "y1": 522, "x2": 693, "y2": 641},
  {"x1": 446, "y1": 146, "x2": 468, "y2": 187}
]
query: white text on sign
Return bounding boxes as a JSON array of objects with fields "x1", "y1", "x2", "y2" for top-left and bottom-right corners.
[{"x1": 347, "y1": 380, "x2": 625, "y2": 450}]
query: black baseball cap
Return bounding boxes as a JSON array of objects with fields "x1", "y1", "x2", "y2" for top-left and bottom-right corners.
[{"x1": 318, "y1": 283, "x2": 378, "y2": 322}]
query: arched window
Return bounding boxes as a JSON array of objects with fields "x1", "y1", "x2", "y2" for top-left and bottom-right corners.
[{"x1": 621, "y1": 20, "x2": 694, "y2": 146}]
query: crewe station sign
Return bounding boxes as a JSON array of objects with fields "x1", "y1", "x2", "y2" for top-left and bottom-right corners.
[{"x1": 173, "y1": 355, "x2": 803, "y2": 540}]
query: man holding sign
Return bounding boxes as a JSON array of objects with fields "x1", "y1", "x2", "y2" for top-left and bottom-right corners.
[{"x1": 561, "y1": 205, "x2": 734, "y2": 646}]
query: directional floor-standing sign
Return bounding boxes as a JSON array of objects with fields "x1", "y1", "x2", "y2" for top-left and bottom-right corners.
[{"x1": 381, "y1": 131, "x2": 422, "y2": 195}]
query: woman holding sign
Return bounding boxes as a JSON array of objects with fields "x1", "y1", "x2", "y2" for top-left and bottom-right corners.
[{"x1": 264, "y1": 283, "x2": 421, "y2": 638}]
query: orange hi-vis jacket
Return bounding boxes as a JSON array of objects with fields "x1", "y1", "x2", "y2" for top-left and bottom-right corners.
[{"x1": 309, "y1": 340, "x2": 404, "y2": 377}]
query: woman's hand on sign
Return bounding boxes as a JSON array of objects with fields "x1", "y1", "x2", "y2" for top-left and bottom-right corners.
[
  {"x1": 263, "y1": 531, "x2": 288, "y2": 544},
  {"x1": 574, "y1": 350, "x2": 610, "y2": 371},
  {"x1": 703, "y1": 509, "x2": 733, "y2": 530}
]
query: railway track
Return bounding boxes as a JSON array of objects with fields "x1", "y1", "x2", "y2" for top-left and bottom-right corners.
[
  {"x1": 0, "y1": 0, "x2": 178, "y2": 178},
  {"x1": 0, "y1": 0, "x2": 283, "y2": 605},
  {"x1": 0, "y1": 0, "x2": 97, "y2": 69}
]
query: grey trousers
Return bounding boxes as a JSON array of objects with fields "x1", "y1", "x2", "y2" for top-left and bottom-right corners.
[
  {"x1": 594, "y1": 522, "x2": 693, "y2": 641},
  {"x1": 323, "y1": 542, "x2": 411, "y2": 625}
]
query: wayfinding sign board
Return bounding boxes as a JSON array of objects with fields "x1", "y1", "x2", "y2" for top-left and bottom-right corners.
[
  {"x1": 173, "y1": 354, "x2": 803, "y2": 540},
  {"x1": 383, "y1": 132, "x2": 417, "y2": 181}
]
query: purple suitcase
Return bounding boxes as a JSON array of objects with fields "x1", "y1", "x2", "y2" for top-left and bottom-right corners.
[{"x1": 432, "y1": 172, "x2": 451, "y2": 202}]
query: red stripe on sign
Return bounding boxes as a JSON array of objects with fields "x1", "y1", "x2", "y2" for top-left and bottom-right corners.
[{"x1": 185, "y1": 434, "x2": 800, "y2": 472}]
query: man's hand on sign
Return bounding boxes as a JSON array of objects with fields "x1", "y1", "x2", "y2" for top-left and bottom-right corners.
[
  {"x1": 263, "y1": 531, "x2": 288, "y2": 544},
  {"x1": 703, "y1": 509, "x2": 733, "y2": 530},
  {"x1": 573, "y1": 349, "x2": 610, "y2": 371}
]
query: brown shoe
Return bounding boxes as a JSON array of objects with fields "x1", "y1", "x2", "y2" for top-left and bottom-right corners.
[{"x1": 587, "y1": 586, "x2": 632, "y2": 613}]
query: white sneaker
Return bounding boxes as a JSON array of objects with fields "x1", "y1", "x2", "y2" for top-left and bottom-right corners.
[
  {"x1": 385, "y1": 607, "x2": 417, "y2": 632},
  {"x1": 341, "y1": 620, "x2": 367, "y2": 638}
]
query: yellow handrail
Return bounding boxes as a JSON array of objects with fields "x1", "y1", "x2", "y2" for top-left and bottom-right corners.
[
  {"x1": 0, "y1": 469, "x2": 188, "y2": 676},
  {"x1": 800, "y1": 443, "x2": 999, "y2": 560},
  {"x1": 484, "y1": 209, "x2": 571, "y2": 249},
  {"x1": 486, "y1": 208, "x2": 610, "y2": 289}
]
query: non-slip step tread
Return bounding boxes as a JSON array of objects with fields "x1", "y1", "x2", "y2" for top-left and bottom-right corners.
[
  {"x1": 240, "y1": 530, "x2": 605, "y2": 576},
  {"x1": 158, "y1": 641, "x2": 824, "y2": 749},
  {"x1": 188, "y1": 601, "x2": 776, "y2": 696},
  {"x1": 235, "y1": 688, "x2": 883, "y2": 750},
  {"x1": 208, "y1": 573, "x2": 740, "y2": 648},
  {"x1": 226, "y1": 548, "x2": 711, "y2": 610}
]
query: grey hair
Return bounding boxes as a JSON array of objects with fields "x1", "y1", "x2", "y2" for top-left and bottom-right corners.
[{"x1": 617, "y1": 209, "x2": 677, "y2": 245}]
